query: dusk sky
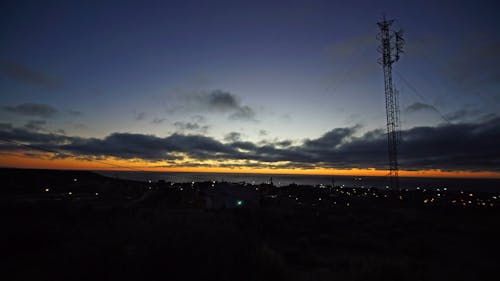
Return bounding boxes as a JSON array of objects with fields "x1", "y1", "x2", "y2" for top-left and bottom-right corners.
[{"x1": 1, "y1": 0, "x2": 499, "y2": 177}]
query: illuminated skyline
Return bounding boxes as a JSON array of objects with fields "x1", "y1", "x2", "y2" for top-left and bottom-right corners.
[{"x1": 1, "y1": 0, "x2": 499, "y2": 177}]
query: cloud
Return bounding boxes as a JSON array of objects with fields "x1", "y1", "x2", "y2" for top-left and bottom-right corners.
[
  {"x1": 0, "y1": 61, "x2": 61, "y2": 88},
  {"x1": 3, "y1": 103, "x2": 58, "y2": 118},
  {"x1": 443, "y1": 107, "x2": 496, "y2": 123},
  {"x1": 257, "y1": 138, "x2": 294, "y2": 148},
  {"x1": 134, "y1": 112, "x2": 146, "y2": 121},
  {"x1": 303, "y1": 126, "x2": 358, "y2": 150},
  {"x1": 176, "y1": 89, "x2": 258, "y2": 121},
  {"x1": 24, "y1": 120, "x2": 46, "y2": 131},
  {"x1": 276, "y1": 140, "x2": 293, "y2": 147},
  {"x1": 62, "y1": 133, "x2": 181, "y2": 161},
  {"x1": 61, "y1": 133, "x2": 237, "y2": 161},
  {"x1": 2, "y1": 102, "x2": 82, "y2": 119},
  {"x1": 191, "y1": 115, "x2": 206, "y2": 123},
  {"x1": 202, "y1": 90, "x2": 240, "y2": 112},
  {"x1": 224, "y1": 132, "x2": 242, "y2": 142},
  {"x1": 174, "y1": 122, "x2": 199, "y2": 130},
  {"x1": 174, "y1": 122, "x2": 209, "y2": 134},
  {"x1": 55, "y1": 129, "x2": 66, "y2": 135},
  {"x1": 443, "y1": 108, "x2": 471, "y2": 121},
  {"x1": 0, "y1": 125, "x2": 75, "y2": 150},
  {"x1": 0, "y1": 123, "x2": 13, "y2": 130},
  {"x1": 228, "y1": 106, "x2": 256, "y2": 121},
  {"x1": 74, "y1": 123, "x2": 88, "y2": 130},
  {"x1": 1, "y1": 117, "x2": 500, "y2": 171},
  {"x1": 405, "y1": 102, "x2": 438, "y2": 113},
  {"x1": 151, "y1": 118, "x2": 166, "y2": 124}
]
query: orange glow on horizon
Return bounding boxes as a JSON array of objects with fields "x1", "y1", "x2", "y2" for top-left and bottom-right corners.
[{"x1": 1, "y1": 151, "x2": 499, "y2": 179}]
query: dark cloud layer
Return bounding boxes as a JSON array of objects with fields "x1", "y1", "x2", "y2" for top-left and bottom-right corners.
[
  {"x1": 24, "y1": 120, "x2": 46, "y2": 131},
  {"x1": 2, "y1": 102, "x2": 83, "y2": 119},
  {"x1": 1, "y1": 117, "x2": 499, "y2": 171},
  {"x1": 0, "y1": 61, "x2": 61, "y2": 88},
  {"x1": 3, "y1": 103, "x2": 58, "y2": 118},
  {"x1": 0, "y1": 126, "x2": 74, "y2": 151}
]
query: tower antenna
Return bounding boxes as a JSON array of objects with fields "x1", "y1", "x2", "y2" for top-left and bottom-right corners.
[{"x1": 377, "y1": 16, "x2": 404, "y2": 191}]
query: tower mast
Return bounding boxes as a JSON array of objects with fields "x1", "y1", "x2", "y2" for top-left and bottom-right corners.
[{"x1": 377, "y1": 16, "x2": 404, "y2": 191}]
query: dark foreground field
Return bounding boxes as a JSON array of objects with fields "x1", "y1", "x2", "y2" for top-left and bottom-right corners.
[{"x1": 1, "y1": 169, "x2": 499, "y2": 281}]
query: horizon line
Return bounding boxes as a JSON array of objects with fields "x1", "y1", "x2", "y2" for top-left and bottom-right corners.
[{"x1": 2, "y1": 165, "x2": 500, "y2": 180}]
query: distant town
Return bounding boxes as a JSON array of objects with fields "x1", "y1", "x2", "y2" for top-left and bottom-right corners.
[{"x1": 3, "y1": 168, "x2": 498, "y2": 211}]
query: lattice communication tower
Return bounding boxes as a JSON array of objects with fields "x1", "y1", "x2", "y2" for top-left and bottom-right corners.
[{"x1": 377, "y1": 16, "x2": 404, "y2": 191}]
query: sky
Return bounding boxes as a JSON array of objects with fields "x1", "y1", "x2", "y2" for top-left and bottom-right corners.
[{"x1": 0, "y1": 0, "x2": 499, "y2": 177}]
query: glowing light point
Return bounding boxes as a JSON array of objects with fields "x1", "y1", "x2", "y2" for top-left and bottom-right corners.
[{"x1": 236, "y1": 200, "x2": 243, "y2": 206}]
